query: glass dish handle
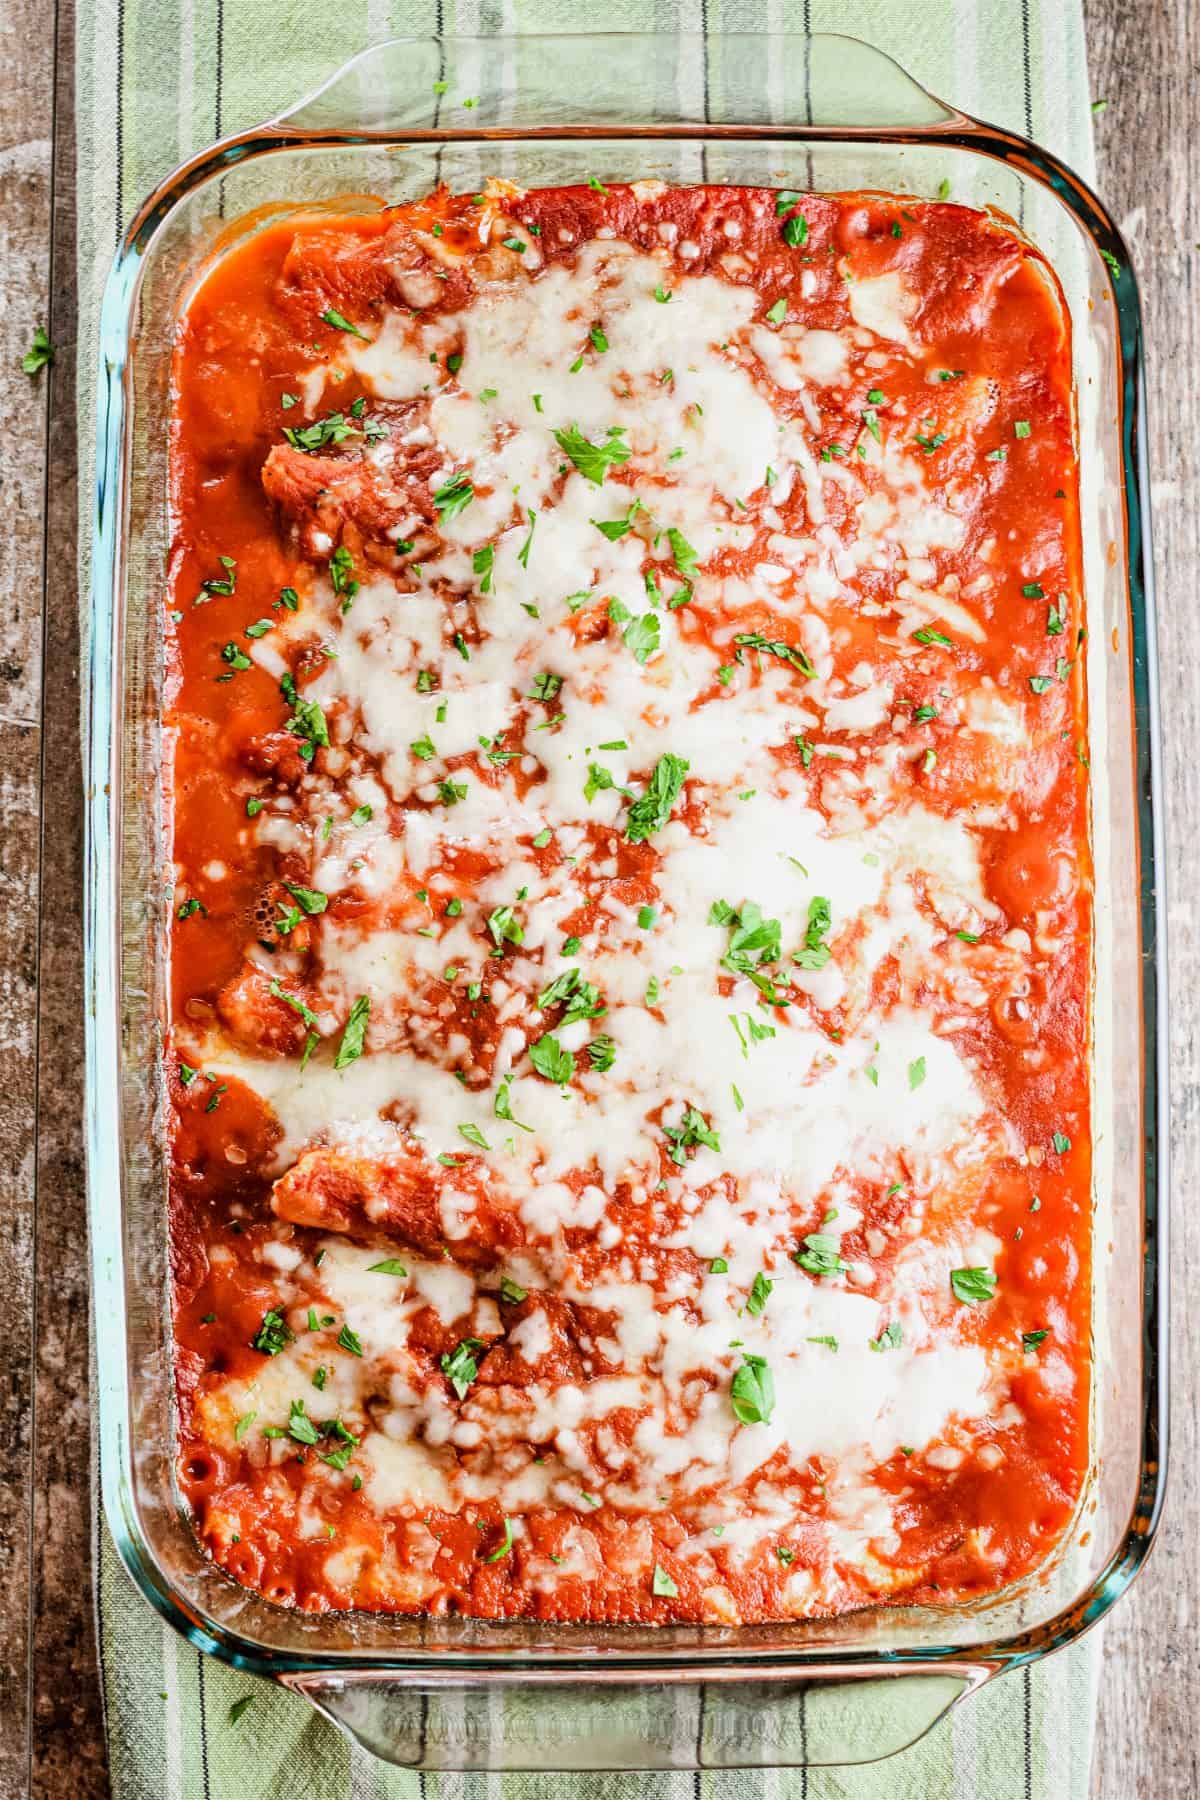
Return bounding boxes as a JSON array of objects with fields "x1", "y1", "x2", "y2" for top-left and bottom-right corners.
[
  {"x1": 273, "y1": 33, "x2": 964, "y2": 140},
  {"x1": 283, "y1": 1664, "x2": 992, "y2": 1771}
]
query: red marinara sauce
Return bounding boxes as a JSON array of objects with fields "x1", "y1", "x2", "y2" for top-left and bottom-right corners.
[{"x1": 167, "y1": 183, "x2": 1092, "y2": 1624}]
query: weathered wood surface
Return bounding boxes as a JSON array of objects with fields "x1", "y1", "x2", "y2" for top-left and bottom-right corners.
[
  {"x1": 0, "y1": 1, "x2": 1193, "y2": 1793},
  {"x1": 1087, "y1": 2, "x2": 1199, "y2": 1796}
]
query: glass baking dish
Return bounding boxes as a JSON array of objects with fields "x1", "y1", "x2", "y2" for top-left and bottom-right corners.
[{"x1": 85, "y1": 31, "x2": 1168, "y2": 1771}]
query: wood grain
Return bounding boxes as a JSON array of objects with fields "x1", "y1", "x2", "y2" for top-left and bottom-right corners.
[
  {"x1": 27, "y1": 0, "x2": 110, "y2": 1789},
  {"x1": 0, "y1": 4, "x2": 1191, "y2": 1797},
  {"x1": 0, "y1": 0, "x2": 54, "y2": 1791},
  {"x1": 22, "y1": 0, "x2": 109, "y2": 1785},
  {"x1": 1085, "y1": 1, "x2": 1200, "y2": 1795}
]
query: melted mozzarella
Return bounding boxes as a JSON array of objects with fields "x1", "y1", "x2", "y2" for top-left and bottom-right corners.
[{"x1": 194, "y1": 213, "x2": 1041, "y2": 1602}]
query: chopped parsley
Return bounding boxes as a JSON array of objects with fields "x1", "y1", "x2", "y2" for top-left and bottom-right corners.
[
  {"x1": 283, "y1": 684, "x2": 329, "y2": 764},
  {"x1": 493, "y1": 1078, "x2": 532, "y2": 1134},
  {"x1": 592, "y1": 503, "x2": 640, "y2": 541},
  {"x1": 485, "y1": 1517, "x2": 514, "y2": 1561},
  {"x1": 622, "y1": 611, "x2": 660, "y2": 665},
  {"x1": 320, "y1": 307, "x2": 368, "y2": 339},
  {"x1": 283, "y1": 407, "x2": 386, "y2": 453},
  {"x1": 950, "y1": 1266, "x2": 997, "y2": 1305},
  {"x1": 334, "y1": 995, "x2": 370, "y2": 1069},
  {"x1": 666, "y1": 527, "x2": 699, "y2": 580},
  {"x1": 368, "y1": 1259, "x2": 409, "y2": 1277},
  {"x1": 746, "y1": 1272, "x2": 773, "y2": 1317},
  {"x1": 729, "y1": 1011, "x2": 776, "y2": 1057},
  {"x1": 536, "y1": 966, "x2": 606, "y2": 1025},
  {"x1": 793, "y1": 894, "x2": 832, "y2": 972},
  {"x1": 432, "y1": 475, "x2": 475, "y2": 520},
  {"x1": 473, "y1": 544, "x2": 494, "y2": 593},
  {"x1": 22, "y1": 326, "x2": 54, "y2": 374},
  {"x1": 663, "y1": 1105, "x2": 721, "y2": 1166},
  {"x1": 269, "y1": 979, "x2": 319, "y2": 1029},
  {"x1": 197, "y1": 555, "x2": 236, "y2": 600},
  {"x1": 251, "y1": 1310, "x2": 292, "y2": 1356},
  {"x1": 530, "y1": 1033, "x2": 575, "y2": 1083},
  {"x1": 734, "y1": 631, "x2": 816, "y2": 680},
  {"x1": 717, "y1": 899, "x2": 787, "y2": 1000},
  {"x1": 441, "y1": 1337, "x2": 485, "y2": 1399},
  {"x1": 624, "y1": 753, "x2": 690, "y2": 842},
  {"x1": 320, "y1": 1419, "x2": 361, "y2": 1471},
  {"x1": 486, "y1": 903, "x2": 525, "y2": 950},
  {"x1": 794, "y1": 1232, "x2": 847, "y2": 1278},
  {"x1": 730, "y1": 1353, "x2": 775, "y2": 1425},
  {"x1": 283, "y1": 882, "x2": 327, "y2": 916},
  {"x1": 584, "y1": 763, "x2": 615, "y2": 803},
  {"x1": 553, "y1": 424, "x2": 631, "y2": 485}
]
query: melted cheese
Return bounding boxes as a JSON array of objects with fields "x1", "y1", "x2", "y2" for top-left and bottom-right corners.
[{"x1": 188, "y1": 204, "x2": 1057, "y2": 1610}]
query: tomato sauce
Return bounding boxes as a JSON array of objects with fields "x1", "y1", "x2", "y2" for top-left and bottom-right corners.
[{"x1": 166, "y1": 183, "x2": 1091, "y2": 1623}]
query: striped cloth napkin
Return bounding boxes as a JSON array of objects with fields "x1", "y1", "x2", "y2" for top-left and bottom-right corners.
[{"x1": 80, "y1": 2, "x2": 1101, "y2": 1794}]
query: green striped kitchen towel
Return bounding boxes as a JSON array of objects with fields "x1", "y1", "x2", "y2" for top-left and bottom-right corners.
[{"x1": 81, "y1": 2, "x2": 1101, "y2": 1795}]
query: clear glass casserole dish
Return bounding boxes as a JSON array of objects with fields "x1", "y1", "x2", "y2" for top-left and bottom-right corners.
[{"x1": 85, "y1": 31, "x2": 1167, "y2": 1771}]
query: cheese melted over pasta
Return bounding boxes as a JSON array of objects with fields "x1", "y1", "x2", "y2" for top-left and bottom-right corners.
[{"x1": 167, "y1": 181, "x2": 1091, "y2": 1622}]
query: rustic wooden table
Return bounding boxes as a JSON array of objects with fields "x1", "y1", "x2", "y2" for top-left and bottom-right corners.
[{"x1": 0, "y1": 2, "x2": 1192, "y2": 1794}]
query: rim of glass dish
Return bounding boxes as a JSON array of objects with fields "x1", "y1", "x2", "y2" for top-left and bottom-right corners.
[{"x1": 85, "y1": 31, "x2": 1169, "y2": 1684}]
